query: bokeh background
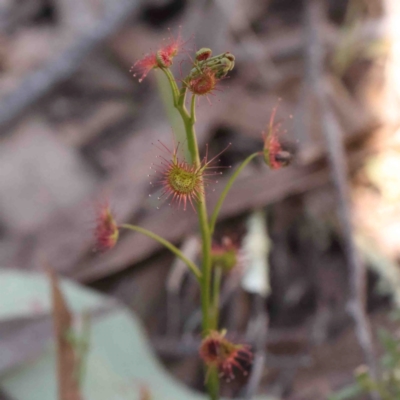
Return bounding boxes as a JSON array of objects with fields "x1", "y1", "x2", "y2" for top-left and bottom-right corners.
[{"x1": 1, "y1": 0, "x2": 400, "y2": 399}]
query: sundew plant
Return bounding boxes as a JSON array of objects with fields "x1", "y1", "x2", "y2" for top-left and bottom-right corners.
[{"x1": 94, "y1": 31, "x2": 291, "y2": 400}]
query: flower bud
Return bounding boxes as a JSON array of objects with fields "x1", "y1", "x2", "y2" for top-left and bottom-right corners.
[
  {"x1": 156, "y1": 50, "x2": 173, "y2": 68},
  {"x1": 195, "y1": 48, "x2": 212, "y2": 61},
  {"x1": 186, "y1": 68, "x2": 217, "y2": 96},
  {"x1": 185, "y1": 51, "x2": 235, "y2": 97},
  {"x1": 188, "y1": 52, "x2": 235, "y2": 81}
]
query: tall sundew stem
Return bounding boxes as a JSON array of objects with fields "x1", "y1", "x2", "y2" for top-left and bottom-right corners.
[
  {"x1": 162, "y1": 69, "x2": 197, "y2": 165},
  {"x1": 182, "y1": 95, "x2": 211, "y2": 332},
  {"x1": 184, "y1": 95, "x2": 219, "y2": 400},
  {"x1": 164, "y1": 67, "x2": 219, "y2": 399},
  {"x1": 180, "y1": 95, "x2": 199, "y2": 167}
]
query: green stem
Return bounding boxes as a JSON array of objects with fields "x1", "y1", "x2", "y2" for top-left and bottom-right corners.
[
  {"x1": 177, "y1": 92, "x2": 198, "y2": 166},
  {"x1": 190, "y1": 93, "x2": 196, "y2": 123},
  {"x1": 163, "y1": 68, "x2": 219, "y2": 399},
  {"x1": 207, "y1": 368, "x2": 219, "y2": 400},
  {"x1": 184, "y1": 94, "x2": 219, "y2": 400},
  {"x1": 209, "y1": 152, "x2": 260, "y2": 235},
  {"x1": 121, "y1": 224, "x2": 201, "y2": 280},
  {"x1": 163, "y1": 68, "x2": 180, "y2": 106},
  {"x1": 178, "y1": 85, "x2": 188, "y2": 108},
  {"x1": 162, "y1": 69, "x2": 199, "y2": 165},
  {"x1": 184, "y1": 96, "x2": 211, "y2": 331}
]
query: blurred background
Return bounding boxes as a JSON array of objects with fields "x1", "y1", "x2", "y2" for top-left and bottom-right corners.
[{"x1": 1, "y1": 0, "x2": 400, "y2": 399}]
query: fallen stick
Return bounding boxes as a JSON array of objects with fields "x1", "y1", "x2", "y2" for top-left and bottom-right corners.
[
  {"x1": 0, "y1": 0, "x2": 140, "y2": 132},
  {"x1": 303, "y1": 0, "x2": 379, "y2": 397}
]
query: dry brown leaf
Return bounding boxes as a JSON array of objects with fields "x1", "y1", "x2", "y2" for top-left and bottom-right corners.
[{"x1": 45, "y1": 264, "x2": 82, "y2": 400}]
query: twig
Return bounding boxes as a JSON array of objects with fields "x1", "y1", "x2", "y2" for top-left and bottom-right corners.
[
  {"x1": 303, "y1": 0, "x2": 379, "y2": 395},
  {"x1": 0, "y1": 0, "x2": 141, "y2": 132},
  {"x1": 45, "y1": 263, "x2": 82, "y2": 400}
]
